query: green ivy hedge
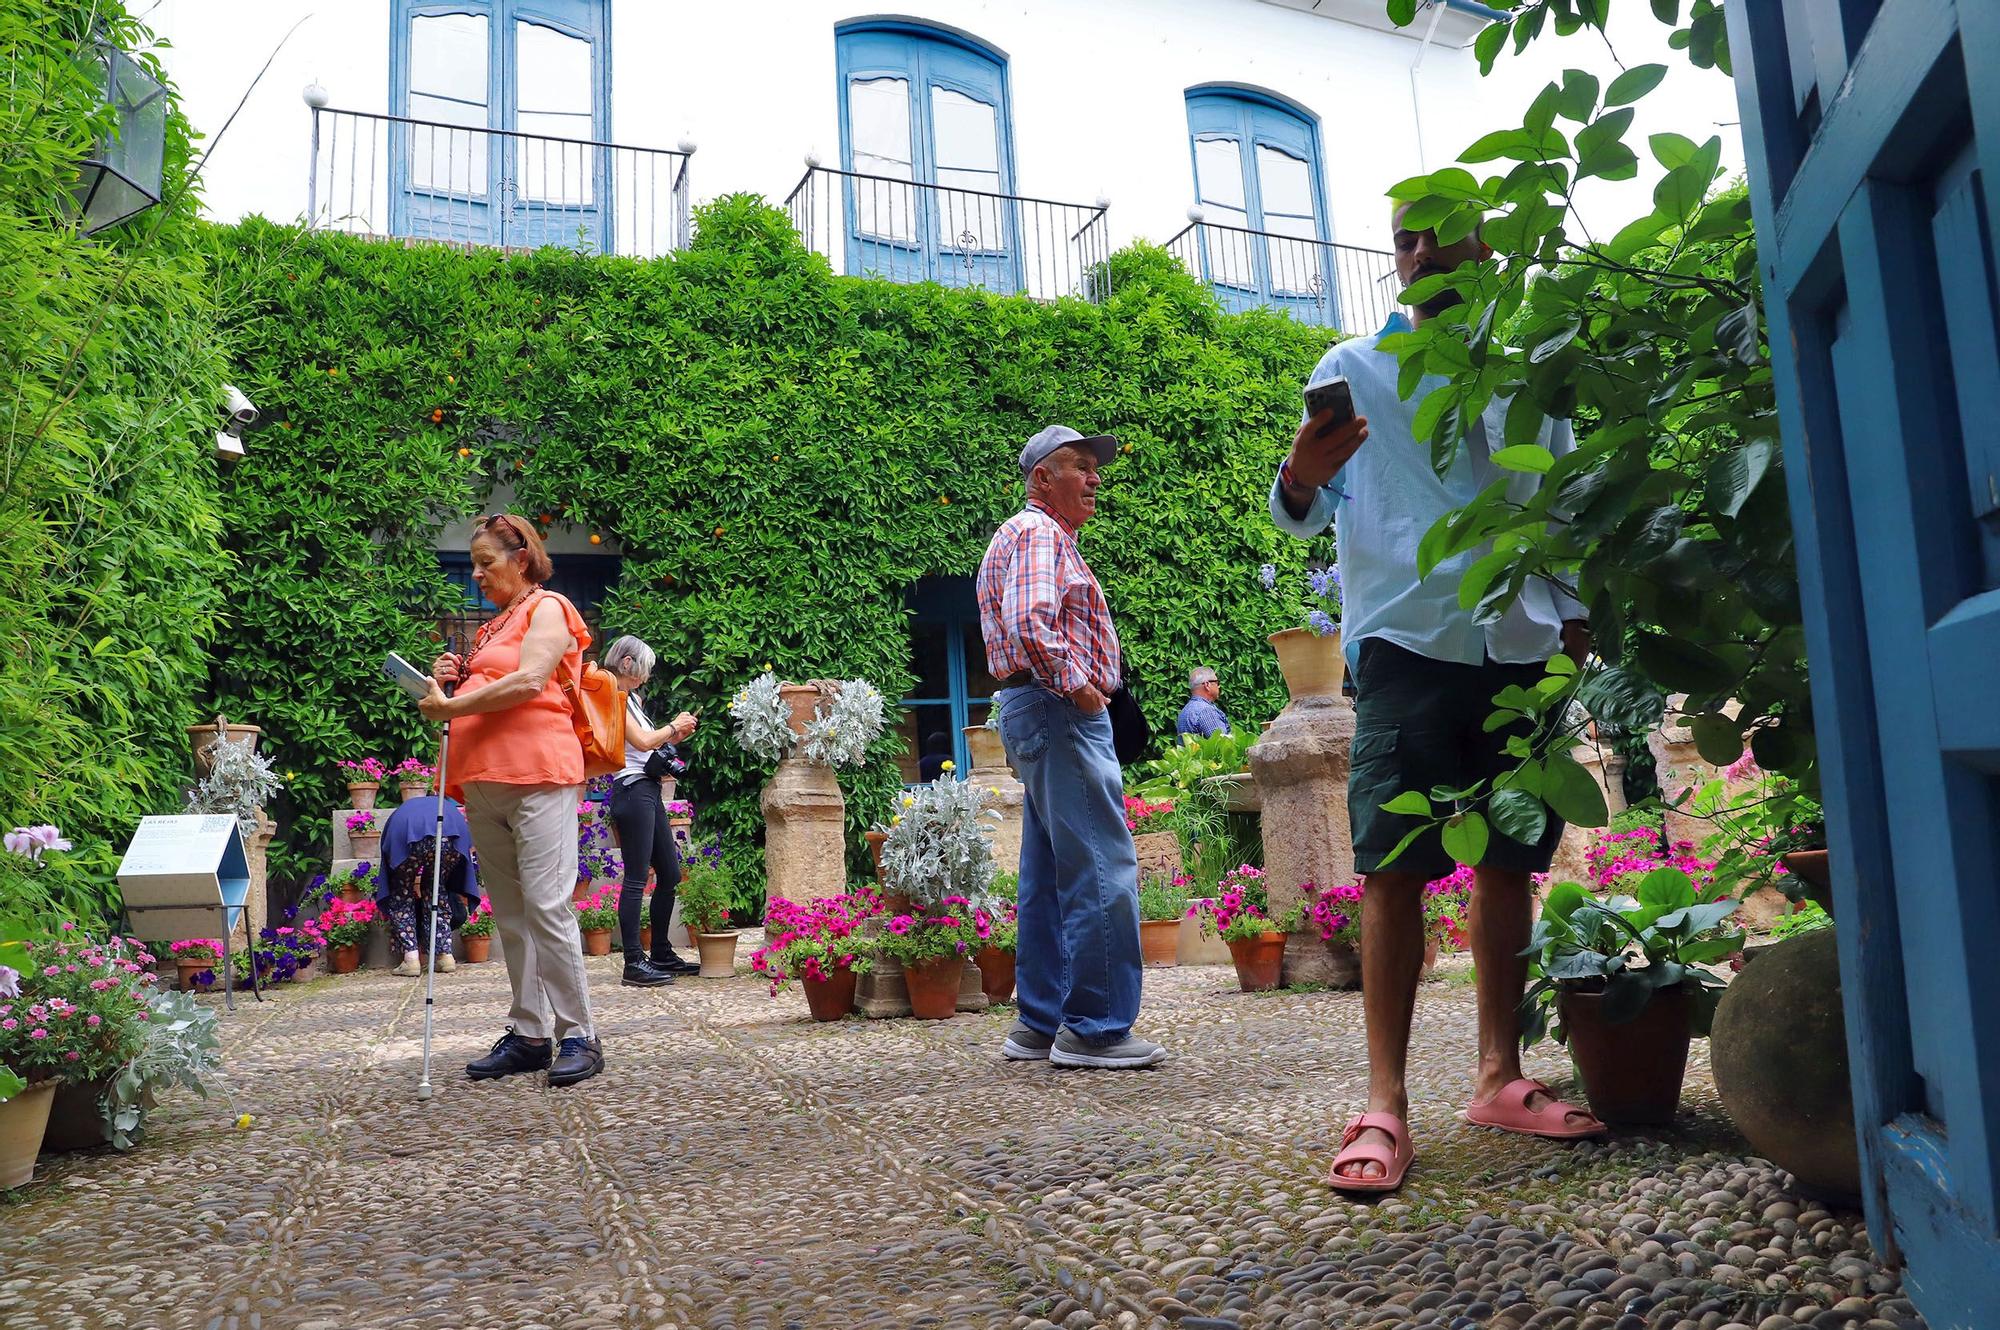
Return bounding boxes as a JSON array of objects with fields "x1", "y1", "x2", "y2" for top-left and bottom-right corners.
[
  {"x1": 206, "y1": 197, "x2": 1342, "y2": 910},
  {"x1": 1, "y1": 2, "x2": 230, "y2": 931}
]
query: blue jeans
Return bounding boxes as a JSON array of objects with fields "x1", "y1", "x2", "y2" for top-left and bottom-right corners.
[{"x1": 995, "y1": 685, "x2": 1142, "y2": 1044}]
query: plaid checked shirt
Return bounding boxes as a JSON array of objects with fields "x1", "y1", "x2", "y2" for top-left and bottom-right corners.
[{"x1": 976, "y1": 500, "x2": 1123, "y2": 697}]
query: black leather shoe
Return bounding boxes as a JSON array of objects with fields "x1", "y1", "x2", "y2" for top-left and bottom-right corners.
[
  {"x1": 621, "y1": 958, "x2": 676, "y2": 987},
  {"x1": 466, "y1": 1028, "x2": 552, "y2": 1081},
  {"x1": 650, "y1": 949, "x2": 700, "y2": 975},
  {"x1": 548, "y1": 1035, "x2": 604, "y2": 1088}
]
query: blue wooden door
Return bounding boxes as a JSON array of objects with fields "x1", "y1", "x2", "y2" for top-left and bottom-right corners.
[
  {"x1": 1730, "y1": 4, "x2": 2000, "y2": 1324},
  {"x1": 837, "y1": 26, "x2": 1020, "y2": 292},
  {"x1": 1186, "y1": 92, "x2": 1336, "y2": 326},
  {"x1": 391, "y1": 0, "x2": 607, "y2": 252}
]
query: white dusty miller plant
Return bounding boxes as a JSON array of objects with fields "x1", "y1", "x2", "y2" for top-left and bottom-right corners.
[
  {"x1": 185, "y1": 733, "x2": 284, "y2": 838},
  {"x1": 878, "y1": 777, "x2": 1000, "y2": 911},
  {"x1": 730, "y1": 672, "x2": 794, "y2": 766},
  {"x1": 801, "y1": 678, "x2": 886, "y2": 768}
]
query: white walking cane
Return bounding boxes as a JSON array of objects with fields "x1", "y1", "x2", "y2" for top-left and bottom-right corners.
[{"x1": 416, "y1": 657, "x2": 459, "y2": 1103}]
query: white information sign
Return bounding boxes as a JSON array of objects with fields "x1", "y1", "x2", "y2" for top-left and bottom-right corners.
[{"x1": 118, "y1": 814, "x2": 250, "y2": 943}]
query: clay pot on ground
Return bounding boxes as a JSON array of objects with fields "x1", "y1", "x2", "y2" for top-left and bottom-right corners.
[
  {"x1": 903, "y1": 955, "x2": 964, "y2": 1019},
  {"x1": 1268, "y1": 627, "x2": 1345, "y2": 701},
  {"x1": 398, "y1": 781, "x2": 428, "y2": 803},
  {"x1": 1779, "y1": 849, "x2": 1835, "y2": 916},
  {"x1": 0, "y1": 1080, "x2": 56, "y2": 1188},
  {"x1": 335, "y1": 884, "x2": 369, "y2": 905},
  {"x1": 580, "y1": 928, "x2": 612, "y2": 957},
  {"x1": 346, "y1": 782, "x2": 380, "y2": 812},
  {"x1": 976, "y1": 946, "x2": 1016, "y2": 1004},
  {"x1": 801, "y1": 968, "x2": 859, "y2": 1022},
  {"x1": 463, "y1": 935, "x2": 491, "y2": 964},
  {"x1": 1422, "y1": 935, "x2": 1440, "y2": 979},
  {"x1": 349, "y1": 832, "x2": 381, "y2": 861},
  {"x1": 1178, "y1": 907, "x2": 1232, "y2": 965},
  {"x1": 1139, "y1": 920, "x2": 1181, "y2": 968},
  {"x1": 638, "y1": 925, "x2": 652, "y2": 953},
  {"x1": 865, "y1": 828, "x2": 889, "y2": 881},
  {"x1": 1560, "y1": 982, "x2": 1693, "y2": 1126},
  {"x1": 189, "y1": 721, "x2": 261, "y2": 779},
  {"x1": 696, "y1": 931, "x2": 739, "y2": 978},
  {"x1": 1227, "y1": 932, "x2": 1287, "y2": 992},
  {"x1": 177, "y1": 958, "x2": 217, "y2": 991},
  {"x1": 1711, "y1": 927, "x2": 1860, "y2": 1203},
  {"x1": 329, "y1": 943, "x2": 361, "y2": 974},
  {"x1": 44, "y1": 1077, "x2": 150, "y2": 1152}
]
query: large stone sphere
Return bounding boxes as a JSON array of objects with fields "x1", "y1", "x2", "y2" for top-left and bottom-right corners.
[{"x1": 1711, "y1": 928, "x2": 1861, "y2": 1203}]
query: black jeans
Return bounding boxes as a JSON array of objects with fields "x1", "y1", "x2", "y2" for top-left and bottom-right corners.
[{"x1": 610, "y1": 776, "x2": 681, "y2": 961}]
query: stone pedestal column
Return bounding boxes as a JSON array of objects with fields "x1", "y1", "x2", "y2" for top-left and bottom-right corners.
[
  {"x1": 1249, "y1": 693, "x2": 1360, "y2": 988},
  {"x1": 759, "y1": 755, "x2": 847, "y2": 922},
  {"x1": 243, "y1": 808, "x2": 276, "y2": 947},
  {"x1": 963, "y1": 725, "x2": 1024, "y2": 877}
]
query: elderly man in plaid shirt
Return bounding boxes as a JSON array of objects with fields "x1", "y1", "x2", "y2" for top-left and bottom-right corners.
[{"x1": 976, "y1": 425, "x2": 1168, "y2": 1071}]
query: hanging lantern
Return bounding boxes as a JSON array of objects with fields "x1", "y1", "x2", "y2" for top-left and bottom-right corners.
[{"x1": 71, "y1": 40, "x2": 168, "y2": 235}]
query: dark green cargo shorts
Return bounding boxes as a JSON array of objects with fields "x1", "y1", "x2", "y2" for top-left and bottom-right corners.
[{"x1": 1347, "y1": 637, "x2": 1566, "y2": 880}]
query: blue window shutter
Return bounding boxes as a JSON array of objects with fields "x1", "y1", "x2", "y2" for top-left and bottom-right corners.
[{"x1": 1185, "y1": 88, "x2": 1337, "y2": 325}]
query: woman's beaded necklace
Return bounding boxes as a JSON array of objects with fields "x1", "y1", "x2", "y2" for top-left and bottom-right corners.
[{"x1": 473, "y1": 584, "x2": 539, "y2": 652}]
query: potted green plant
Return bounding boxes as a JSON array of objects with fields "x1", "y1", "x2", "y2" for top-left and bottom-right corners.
[
  {"x1": 1520, "y1": 869, "x2": 1741, "y2": 1125},
  {"x1": 573, "y1": 886, "x2": 616, "y2": 956},
  {"x1": 1194, "y1": 866, "x2": 1286, "y2": 992},
  {"x1": 336, "y1": 757, "x2": 387, "y2": 810},
  {"x1": 98, "y1": 987, "x2": 222, "y2": 1150},
  {"x1": 974, "y1": 901, "x2": 1018, "y2": 1006},
  {"x1": 169, "y1": 938, "x2": 221, "y2": 991},
  {"x1": 318, "y1": 896, "x2": 376, "y2": 973},
  {"x1": 1, "y1": 930, "x2": 155, "y2": 1155},
  {"x1": 329, "y1": 860, "x2": 377, "y2": 905},
  {"x1": 460, "y1": 899, "x2": 494, "y2": 963},
  {"x1": 1137, "y1": 873, "x2": 1190, "y2": 968},
  {"x1": 1260, "y1": 562, "x2": 1344, "y2": 700},
  {"x1": 677, "y1": 849, "x2": 739, "y2": 978},
  {"x1": 186, "y1": 732, "x2": 285, "y2": 841},
  {"x1": 344, "y1": 809, "x2": 381, "y2": 861},
  {"x1": 751, "y1": 892, "x2": 878, "y2": 1022},
  {"x1": 871, "y1": 912, "x2": 978, "y2": 1020},
  {"x1": 876, "y1": 774, "x2": 999, "y2": 914},
  {"x1": 392, "y1": 757, "x2": 434, "y2": 803}
]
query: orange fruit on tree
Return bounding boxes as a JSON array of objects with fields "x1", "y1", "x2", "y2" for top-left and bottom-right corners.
[
  {"x1": 589, "y1": 533, "x2": 602, "y2": 545},
  {"x1": 431, "y1": 409, "x2": 444, "y2": 423},
  {"x1": 457, "y1": 447, "x2": 470, "y2": 458}
]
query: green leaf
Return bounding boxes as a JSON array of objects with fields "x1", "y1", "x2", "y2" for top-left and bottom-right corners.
[
  {"x1": 1575, "y1": 107, "x2": 1636, "y2": 158},
  {"x1": 1652, "y1": 0, "x2": 1681, "y2": 22},
  {"x1": 1530, "y1": 318, "x2": 1581, "y2": 363},
  {"x1": 1715, "y1": 297, "x2": 1763, "y2": 365},
  {"x1": 1633, "y1": 634, "x2": 1736, "y2": 695},
  {"x1": 1609, "y1": 211, "x2": 1672, "y2": 262},
  {"x1": 1576, "y1": 664, "x2": 1666, "y2": 733},
  {"x1": 1475, "y1": 20, "x2": 1508, "y2": 74},
  {"x1": 1599, "y1": 968, "x2": 1655, "y2": 1024},
  {"x1": 1691, "y1": 712, "x2": 1745, "y2": 766},
  {"x1": 1387, "y1": 0, "x2": 1418, "y2": 24},
  {"x1": 1648, "y1": 131, "x2": 1700, "y2": 169},
  {"x1": 1637, "y1": 867, "x2": 1697, "y2": 914},
  {"x1": 1704, "y1": 438, "x2": 1776, "y2": 519},
  {"x1": 1491, "y1": 444, "x2": 1556, "y2": 473},
  {"x1": 1490, "y1": 786, "x2": 1549, "y2": 846},
  {"x1": 1604, "y1": 63, "x2": 1668, "y2": 106},
  {"x1": 1382, "y1": 790, "x2": 1434, "y2": 817},
  {"x1": 1442, "y1": 810, "x2": 1491, "y2": 866},
  {"x1": 1544, "y1": 880, "x2": 1592, "y2": 924},
  {"x1": 1577, "y1": 143, "x2": 1640, "y2": 183},
  {"x1": 1542, "y1": 751, "x2": 1610, "y2": 828},
  {"x1": 1545, "y1": 653, "x2": 1577, "y2": 677},
  {"x1": 1460, "y1": 129, "x2": 1536, "y2": 164},
  {"x1": 1375, "y1": 820, "x2": 1432, "y2": 872},
  {"x1": 1654, "y1": 162, "x2": 1711, "y2": 222},
  {"x1": 1557, "y1": 69, "x2": 1601, "y2": 122}
]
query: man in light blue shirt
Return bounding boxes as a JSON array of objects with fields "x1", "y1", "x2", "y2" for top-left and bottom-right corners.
[
  {"x1": 1175, "y1": 666, "x2": 1232, "y2": 738},
  {"x1": 1272, "y1": 202, "x2": 1604, "y2": 1194}
]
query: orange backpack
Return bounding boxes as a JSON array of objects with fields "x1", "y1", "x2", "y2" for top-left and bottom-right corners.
[{"x1": 559, "y1": 656, "x2": 627, "y2": 778}]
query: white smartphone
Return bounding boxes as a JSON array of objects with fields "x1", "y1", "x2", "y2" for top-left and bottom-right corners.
[{"x1": 383, "y1": 652, "x2": 433, "y2": 701}]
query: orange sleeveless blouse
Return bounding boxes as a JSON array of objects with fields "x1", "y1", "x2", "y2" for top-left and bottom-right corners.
[{"x1": 444, "y1": 588, "x2": 592, "y2": 799}]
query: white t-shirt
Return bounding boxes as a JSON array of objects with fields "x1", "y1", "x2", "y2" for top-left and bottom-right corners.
[{"x1": 618, "y1": 693, "x2": 653, "y2": 785}]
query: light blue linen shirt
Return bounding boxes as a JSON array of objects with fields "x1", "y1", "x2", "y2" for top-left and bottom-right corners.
[{"x1": 1270, "y1": 313, "x2": 1587, "y2": 673}]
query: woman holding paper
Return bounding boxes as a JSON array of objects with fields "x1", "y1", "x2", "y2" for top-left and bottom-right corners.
[{"x1": 420, "y1": 513, "x2": 602, "y2": 1090}]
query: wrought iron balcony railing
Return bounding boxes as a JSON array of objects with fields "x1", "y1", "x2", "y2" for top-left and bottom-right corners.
[
  {"x1": 1165, "y1": 219, "x2": 1399, "y2": 334},
  {"x1": 306, "y1": 107, "x2": 692, "y2": 259},
  {"x1": 784, "y1": 163, "x2": 1111, "y2": 302}
]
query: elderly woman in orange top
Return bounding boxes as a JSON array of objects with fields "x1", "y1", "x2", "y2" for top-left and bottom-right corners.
[{"x1": 421, "y1": 513, "x2": 603, "y2": 1089}]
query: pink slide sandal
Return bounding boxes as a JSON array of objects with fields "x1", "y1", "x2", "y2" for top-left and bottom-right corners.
[
  {"x1": 1463, "y1": 1077, "x2": 1607, "y2": 1139},
  {"x1": 1327, "y1": 1111, "x2": 1414, "y2": 1193}
]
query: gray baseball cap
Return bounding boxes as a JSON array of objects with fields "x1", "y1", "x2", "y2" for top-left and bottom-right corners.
[{"x1": 1019, "y1": 424, "x2": 1117, "y2": 474}]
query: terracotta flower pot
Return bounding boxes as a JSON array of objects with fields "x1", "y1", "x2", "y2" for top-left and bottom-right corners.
[
  {"x1": 695, "y1": 931, "x2": 739, "y2": 978},
  {"x1": 1227, "y1": 932, "x2": 1287, "y2": 992},
  {"x1": 1421, "y1": 935, "x2": 1440, "y2": 979},
  {"x1": 0, "y1": 1080, "x2": 56, "y2": 1189},
  {"x1": 335, "y1": 884, "x2": 369, "y2": 905},
  {"x1": 801, "y1": 968, "x2": 859, "y2": 1022},
  {"x1": 346, "y1": 782, "x2": 380, "y2": 812},
  {"x1": 1779, "y1": 849, "x2": 1834, "y2": 917},
  {"x1": 1139, "y1": 919, "x2": 1181, "y2": 968},
  {"x1": 398, "y1": 781, "x2": 429, "y2": 803},
  {"x1": 1560, "y1": 982, "x2": 1693, "y2": 1126},
  {"x1": 177, "y1": 958, "x2": 218, "y2": 991},
  {"x1": 903, "y1": 955, "x2": 965, "y2": 1019},
  {"x1": 639, "y1": 925, "x2": 652, "y2": 952},
  {"x1": 43, "y1": 1077, "x2": 114, "y2": 1152},
  {"x1": 865, "y1": 829, "x2": 889, "y2": 882},
  {"x1": 779, "y1": 683, "x2": 821, "y2": 740},
  {"x1": 581, "y1": 928, "x2": 612, "y2": 957},
  {"x1": 463, "y1": 934, "x2": 491, "y2": 963},
  {"x1": 349, "y1": 832, "x2": 381, "y2": 861},
  {"x1": 189, "y1": 722, "x2": 261, "y2": 779},
  {"x1": 976, "y1": 945, "x2": 1016, "y2": 1004},
  {"x1": 1268, "y1": 626, "x2": 1345, "y2": 701},
  {"x1": 329, "y1": 943, "x2": 361, "y2": 974}
]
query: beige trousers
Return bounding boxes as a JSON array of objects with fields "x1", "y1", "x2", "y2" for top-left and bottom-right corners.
[{"x1": 461, "y1": 781, "x2": 596, "y2": 1041}]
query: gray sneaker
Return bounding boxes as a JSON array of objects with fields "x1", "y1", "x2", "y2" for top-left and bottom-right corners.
[
  {"x1": 1001, "y1": 1021, "x2": 1055, "y2": 1061},
  {"x1": 1049, "y1": 1027, "x2": 1168, "y2": 1070}
]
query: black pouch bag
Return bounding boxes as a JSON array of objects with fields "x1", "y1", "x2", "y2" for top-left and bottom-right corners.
[{"x1": 1107, "y1": 680, "x2": 1152, "y2": 765}]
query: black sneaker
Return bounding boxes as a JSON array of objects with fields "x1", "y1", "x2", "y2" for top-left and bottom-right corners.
[
  {"x1": 548, "y1": 1035, "x2": 604, "y2": 1088},
  {"x1": 466, "y1": 1028, "x2": 552, "y2": 1081},
  {"x1": 649, "y1": 949, "x2": 700, "y2": 975},
  {"x1": 621, "y1": 958, "x2": 676, "y2": 988}
]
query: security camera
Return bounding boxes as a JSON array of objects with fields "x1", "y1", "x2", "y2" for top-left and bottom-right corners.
[{"x1": 222, "y1": 383, "x2": 258, "y2": 428}]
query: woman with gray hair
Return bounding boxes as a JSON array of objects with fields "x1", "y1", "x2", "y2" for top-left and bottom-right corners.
[{"x1": 602, "y1": 635, "x2": 699, "y2": 986}]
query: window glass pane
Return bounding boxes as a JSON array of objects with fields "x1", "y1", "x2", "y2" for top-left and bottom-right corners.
[
  {"x1": 906, "y1": 621, "x2": 951, "y2": 699},
  {"x1": 894, "y1": 705, "x2": 954, "y2": 783},
  {"x1": 849, "y1": 76, "x2": 916, "y2": 241},
  {"x1": 933, "y1": 89, "x2": 1004, "y2": 252},
  {"x1": 411, "y1": 13, "x2": 488, "y2": 104},
  {"x1": 409, "y1": 94, "x2": 487, "y2": 197},
  {"x1": 516, "y1": 115, "x2": 594, "y2": 204},
  {"x1": 1256, "y1": 145, "x2": 1321, "y2": 296},
  {"x1": 1195, "y1": 137, "x2": 1252, "y2": 288},
  {"x1": 1255, "y1": 143, "x2": 1315, "y2": 219},
  {"x1": 961, "y1": 622, "x2": 1000, "y2": 698},
  {"x1": 1194, "y1": 136, "x2": 1246, "y2": 211},
  {"x1": 516, "y1": 21, "x2": 591, "y2": 114}
]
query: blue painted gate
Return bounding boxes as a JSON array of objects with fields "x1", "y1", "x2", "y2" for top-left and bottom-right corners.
[{"x1": 1729, "y1": 4, "x2": 2000, "y2": 1325}]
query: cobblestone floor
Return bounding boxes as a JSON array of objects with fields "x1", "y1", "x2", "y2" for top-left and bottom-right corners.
[{"x1": 3, "y1": 948, "x2": 1922, "y2": 1330}]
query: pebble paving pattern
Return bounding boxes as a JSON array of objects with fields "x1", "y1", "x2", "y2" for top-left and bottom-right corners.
[{"x1": 1, "y1": 947, "x2": 1925, "y2": 1330}]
